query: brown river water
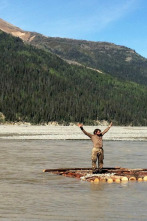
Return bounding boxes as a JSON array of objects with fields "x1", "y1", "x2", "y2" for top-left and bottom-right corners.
[{"x1": 0, "y1": 138, "x2": 147, "y2": 220}]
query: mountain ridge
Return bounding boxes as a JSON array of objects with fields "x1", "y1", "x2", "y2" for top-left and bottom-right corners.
[
  {"x1": 0, "y1": 18, "x2": 35, "y2": 41},
  {"x1": 1, "y1": 18, "x2": 147, "y2": 85}
]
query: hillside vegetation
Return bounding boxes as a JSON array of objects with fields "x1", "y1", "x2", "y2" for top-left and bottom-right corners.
[
  {"x1": 1, "y1": 18, "x2": 147, "y2": 85},
  {"x1": 0, "y1": 31, "x2": 147, "y2": 125},
  {"x1": 29, "y1": 33, "x2": 147, "y2": 85}
]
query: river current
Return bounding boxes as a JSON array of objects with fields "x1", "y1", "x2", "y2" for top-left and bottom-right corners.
[{"x1": 0, "y1": 136, "x2": 147, "y2": 220}]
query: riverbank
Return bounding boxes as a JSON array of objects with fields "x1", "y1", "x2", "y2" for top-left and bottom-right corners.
[{"x1": 0, "y1": 124, "x2": 147, "y2": 140}]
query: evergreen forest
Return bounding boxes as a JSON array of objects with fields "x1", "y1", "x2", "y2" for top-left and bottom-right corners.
[{"x1": 0, "y1": 31, "x2": 147, "y2": 125}]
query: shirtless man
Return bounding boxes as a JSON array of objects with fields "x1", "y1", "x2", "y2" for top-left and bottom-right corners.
[{"x1": 78, "y1": 122, "x2": 112, "y2": 173}]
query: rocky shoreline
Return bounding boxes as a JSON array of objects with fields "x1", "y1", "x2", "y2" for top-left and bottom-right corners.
[{"x1": 0, "y1": 124, "x2": 147, "y2": 140}]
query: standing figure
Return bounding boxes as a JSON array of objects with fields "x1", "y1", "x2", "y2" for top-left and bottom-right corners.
[{"x1": 78, "y1": 122, "x2": 112, "y2": 173}]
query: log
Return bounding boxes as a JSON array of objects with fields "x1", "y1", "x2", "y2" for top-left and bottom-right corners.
[
  {"x1": 43, "y1": 167, "x2": 147, "y2": 183},
  {"x1": 43, "y1": 167, "x2": 121, "y2": 173}
]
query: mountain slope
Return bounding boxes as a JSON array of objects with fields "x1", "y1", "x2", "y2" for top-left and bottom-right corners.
[
  {"x1": 0, "y1": 30, "x2": 147, "y2": 125},
  {"x1": 0, "y1": 18, "x2": 147, "y2": 86},
  {"x1": 0, "y1": 18, "x2": 33, "y2": 41},
  {"x1": 29, "y1": 34, "x2": 147, "y2": 85}
]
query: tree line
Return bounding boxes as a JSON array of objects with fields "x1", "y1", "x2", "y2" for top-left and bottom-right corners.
[{"x1": 0, "y1": 31, "x2": 147, "y2": 125}]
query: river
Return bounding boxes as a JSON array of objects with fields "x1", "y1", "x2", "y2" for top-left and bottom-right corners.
[{"x1": 0, "y1": 134, "x2": 147, "y2": 220}]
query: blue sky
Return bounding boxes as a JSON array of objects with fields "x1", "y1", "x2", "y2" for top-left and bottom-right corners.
[{"x1": 1, "y1": 0, "x2": 147, "y2": 58}]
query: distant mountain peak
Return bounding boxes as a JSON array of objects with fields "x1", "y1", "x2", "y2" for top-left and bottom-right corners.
[{"x1": 0, "y1": 18, "x2": 35, "y2": 41}]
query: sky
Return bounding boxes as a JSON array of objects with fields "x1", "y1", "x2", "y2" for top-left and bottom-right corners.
[{"x1": 0, "y1": 0, "x2": 147, "y2": 58}]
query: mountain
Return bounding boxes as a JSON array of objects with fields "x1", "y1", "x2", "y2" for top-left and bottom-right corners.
[
  {"x1": 0, "y1": 30, "x2": 147, "y2": 125},
  {"x1": 1, "y1": 18, "x2": 147, "y2": 85},
  {"x1": 29, "y1": 35, "x2": 147, "y2": 86},
  {"x1": 0, "y1": 18, "x2": 33, "y2": 41}
]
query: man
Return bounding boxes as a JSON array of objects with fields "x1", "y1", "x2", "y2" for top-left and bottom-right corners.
[{"x1": 78, "y1": 122, "x2": 112, "y2": 173}]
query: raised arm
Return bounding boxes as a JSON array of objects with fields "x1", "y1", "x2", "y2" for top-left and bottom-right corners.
[
  {"x1": 102, "y1": 122, "x2": 112, "y2": 135},
  {"x1": 77, "y1": 123, "x2": 93, "y2": 138}
]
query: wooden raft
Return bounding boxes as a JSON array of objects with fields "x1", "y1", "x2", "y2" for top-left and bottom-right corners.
[{"x1": 43, "y1": 167, "x2": 147, "y2": 183}]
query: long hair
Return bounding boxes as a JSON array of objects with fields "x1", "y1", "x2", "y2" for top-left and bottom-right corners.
[{"x1": 93, "y1": 129, "x2": 101, "y2": 134}]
